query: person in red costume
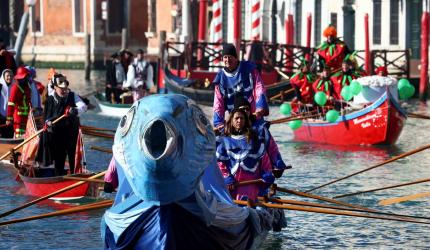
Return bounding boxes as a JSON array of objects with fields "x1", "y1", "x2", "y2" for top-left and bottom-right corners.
[
  {"x1": 375, "y1": 66, "x2": 388, "y2": 76},
  {"x1": 6, "y1": 67, "x2": 32, "y2": 138},
  {"x1": 330, "y1": 55, "x2": 366, "y2": 100},
  {"x1": 313, "y1": 65, "x2": 336, "y2": 101},
  {"x1": 290, "y1": 58, "x2": 316, "y2": 105},
  {"x1": 316, "y1": 25, "x2": 350, "y2": 72}
]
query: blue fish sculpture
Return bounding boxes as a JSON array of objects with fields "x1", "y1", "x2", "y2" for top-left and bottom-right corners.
[{"x1": 101, "y1": 94, "x2": 274, "y2": 249}]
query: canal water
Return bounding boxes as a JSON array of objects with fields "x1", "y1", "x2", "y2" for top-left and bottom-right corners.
[{"x1": 0, "y1": 69, "x2": 429, "y2": 249}]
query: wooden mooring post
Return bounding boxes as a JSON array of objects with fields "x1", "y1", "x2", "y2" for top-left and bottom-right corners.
[
  {"x1": 84, "y1": 33, "x2": 91, "y2": 80},
  {"x1": 419, "y1": 12, "x2": 429, "y2": 102}
]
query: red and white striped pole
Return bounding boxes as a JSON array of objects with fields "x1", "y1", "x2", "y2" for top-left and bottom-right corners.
[
  {"x1": 212, "y1": 0, "x2": 222, "y2": 66},
  {"x1": 233, "y1": 0, "x2": 241, "y2": 55},
  {"x1": 251, "y1": 0, "x2": 261, "y2": 40}
]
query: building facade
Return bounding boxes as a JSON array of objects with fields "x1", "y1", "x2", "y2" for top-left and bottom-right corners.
[
  {"x1": 10, "y1": 0, "x2": 149, "y2": 67},
  {"x1": 0, "y1": 0, "x2": 427, "y2": 71}
]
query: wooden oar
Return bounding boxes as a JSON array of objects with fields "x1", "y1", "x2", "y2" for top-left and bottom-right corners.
[
  {"x1": 236, "y1": 179, "x2": 263, "y2": 187},
  {"x1": 234, "y1": 200, "x2": 430, "y2": 225},
  {"x1": 275, "y1": 186, "x2": 379, "y2": 213},
  {"x1": 62, "y1": 176, "x2": 105, "y2": 183},
  {"x1": 0, "y1": 171, "x2": 106, "y2": 219},
  {"x1": 305, "y1": 143, "x2": 430, "y2": 193},
  {"x1": 334, "y1": 177, "x2": 430, "y2": 199},
  {"x1": 82, "y1": 130, "x2": 114, "y2": 139},
  {"x1": 269, "y1": 88, "x2": 294, "y2": 101},
  {"x1": 266, "y1": 197, "x2": 430, "y2": 221},
  {"x1": 0, "y1": 114, "x2": 66, "y2": 162},
  {"x1": 0, "y1": 200, "x2": 114, "y2": 227},
  {"x1": 270, "y1": 113, "x2": 321, "y2": 125},
  {"x1": 81, "y1": 125, "x2": 116, "y2": 133},
  {"x1": 407, "y1": 112, "x2": 430, "y2": 120},
  {"x1": 90, "y1": 146, "x2": 113, "y2": 154},
  {"x1": 379, "y1": 192, "x2": 430, "y2": 206}
]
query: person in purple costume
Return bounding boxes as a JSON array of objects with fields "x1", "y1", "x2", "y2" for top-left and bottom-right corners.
[{"x1": 213, "y1": 43, "x2": 269, "y2": 131}]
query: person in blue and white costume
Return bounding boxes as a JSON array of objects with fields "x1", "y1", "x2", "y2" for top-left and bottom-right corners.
[
  {"x1": 101, "y1": 95, "x2": 276, "y2": 249},
  {"x1": 213, "y1": 43, "x2": 269, "y2": 131},
  {"x1": 216, "y1": 108, "x2": 275, "y2": 201},
  {"x1": 232, "y1": 96, "x2": 291, "y2": 178}
]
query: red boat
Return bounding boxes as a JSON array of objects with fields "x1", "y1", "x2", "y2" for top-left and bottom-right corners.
[
  {"x1": 18, "y1": 173, "x2": 95, "y2": 200},
  {"x1": 293, "y1": 91, "x2": 406, "y2": 146}
]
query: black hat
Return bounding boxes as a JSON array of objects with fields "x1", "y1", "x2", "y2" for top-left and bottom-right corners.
[
  {"x1": 111, "y1": 52, "x2": 119, "y2": 58},
  {"x1": 137, "y1": 48, "x2": 145, "y2": 54},
  {"x1": 120, "y1": 49, "x2": 133, "y2": 57},
  {"x1": 233, "y1": 95, "x2": 250, "y2": 110},
  {"x1": 222, "y1": 43, "x2": 237, "y2": 58}
]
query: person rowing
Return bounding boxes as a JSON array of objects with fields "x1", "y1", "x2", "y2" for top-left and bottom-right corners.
[{"x1": 212, "y1": 43, "x2": 269, "y2": 132}]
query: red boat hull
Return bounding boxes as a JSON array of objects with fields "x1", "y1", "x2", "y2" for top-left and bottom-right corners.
[
  {"x1": 20, "y1": 174, "x2": 91, "y2": 200},
  {"x1": 293, "y1": 92, "x2": 406, "y2": 146}
]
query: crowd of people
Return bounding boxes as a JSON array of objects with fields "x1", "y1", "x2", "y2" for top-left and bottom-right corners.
[
  {"x1": 105, "y1": 48, "x2": 154, "y2": 104},
  {"x1": 0, "y1": 39, "x2": 89, "y2": 177},
  {"x1": 289, "y1": 25, "x2": 388, "y2": 112}
]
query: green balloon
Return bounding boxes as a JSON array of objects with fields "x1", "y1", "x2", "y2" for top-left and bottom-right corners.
[
  {"x1": 314, "y1": 91, "x2": 327, "y2": 106},
  {"x1": 398, "y1": 79, "x2": 410, "y2": 90},
  {"x1": 341, "y1": 86, "x2": 353, "y2": 101},
  {"x1": 280, "y1": 103, "x2": 292, "y2": 116},
  {"x1": 326, "y1": 110, "x2": 340, "y2": 123},
  {"x1": 350, "y1": 80, "x2": 362, "y2": 95},
  {"x1": 288, "y1": 119, "x2": 303, "y2": 130},
  {"x1": 398, "y1": 83, "x2": 415, "y2": 100},
  {"x1": 404, "y1": 84, "x2": 415, "y2": 99}
]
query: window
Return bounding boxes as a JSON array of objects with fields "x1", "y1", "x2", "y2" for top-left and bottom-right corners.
[
  {"x1": 108, "y1": 0, "x2": 126, "y2": 34},
  {"x1": 12, "y1": 0, "x2": 24, "y2": 32},
  {"x1": 314, "y1": 0, "x2": 321, "y2": 46},
  {"x1": 373, "y1": 0, "x2": 381, "y2": 45},
  {"x1": 295, "y1": 0, "x2": 302, "y2": 45},
  {"x1": 390, "y1": 0, "x2": 399, "y2": 44},
  {"x1": 30, "y1": 0, "x2": 42, "y2": 33},
  {"x1": 330, "y1": 13, "x2": 337, "y2": 28},
  {"x1": 149, "y1": 0, "x2": 157, "y2": 33},
  {"x1": 73, "y1": 0, "x2": 85, "y2": 34}
]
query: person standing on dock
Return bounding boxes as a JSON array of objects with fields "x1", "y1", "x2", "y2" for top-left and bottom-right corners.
[
  {"x1": 38, "y1": 73, "x2": 88, "y2": 176},
  {"x1": 105, "y1": 53, "x2": 125, "y2": 103},
  {"x1": 0, "y1": 69, "x2": 14, "y2": 138},
  {"x1": 123, "y1": 49, "x2": 154, "y2": 102},
  {"x1": 6, "y1": 67, "x2": 32, "y2": 138},
  {"x1": 213, "y1": 43, "x2": 269, "y2": 131},
  {"x1": 0, "y1": 39, "x2": 17, "y2": 75}
]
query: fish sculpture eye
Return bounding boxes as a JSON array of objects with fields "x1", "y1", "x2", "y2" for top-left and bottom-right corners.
[
  {"x1": 119, "y1": 106, "x2": 136, "y2": 136},
  {"x1": 191, "y1": 106, "x2": 210, "y2": 136}
]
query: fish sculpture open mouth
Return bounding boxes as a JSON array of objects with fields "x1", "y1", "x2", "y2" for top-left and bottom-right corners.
[{"x1": 142, "y1": 119, "x2": 177, "y2": 160}]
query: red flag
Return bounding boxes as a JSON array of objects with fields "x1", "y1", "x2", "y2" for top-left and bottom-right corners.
[
  {"x1": 73, "y1": 128, "x2": 86, "y2": 174},
  {"x1": 21, "y1": 110, "x2": 39, "y2": 165}
]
